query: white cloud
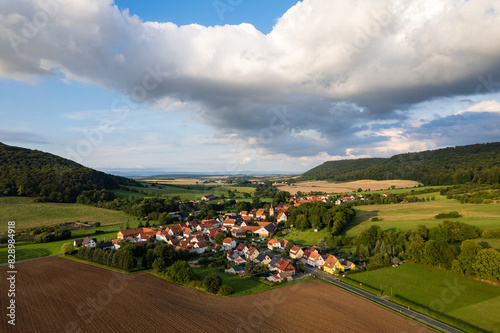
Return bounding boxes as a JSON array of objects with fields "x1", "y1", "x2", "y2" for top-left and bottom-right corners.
[
  {"x1": 456, "y1": 100, "x2": 500, "y2": 114},
  {"x1": 1, "y1": 0, "x2": 499, "y2": 169}
]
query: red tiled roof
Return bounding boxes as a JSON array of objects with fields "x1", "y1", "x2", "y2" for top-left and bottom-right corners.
[{"x1": 276, "y1": 259, "x2": 295, "y2": 272}]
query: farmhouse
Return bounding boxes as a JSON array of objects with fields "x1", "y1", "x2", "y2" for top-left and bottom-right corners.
[
  {"x1": 201, "y1": 194, "x2": 218, "y2": 201},
  {"x1": 83, "y1": 237, "x2": 97, "y2": 248}
]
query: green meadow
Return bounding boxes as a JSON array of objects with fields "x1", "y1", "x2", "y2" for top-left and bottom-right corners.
[
  {"x1": 345, "y1": 196, "x2": 500, "y2": 236},
  {"x1": 0, "y1": 196, "x2": 134, "y2": 232},
  {"x1": 114, "y1": 182, "x2": 255, "y2": 201},
  {"x1": 341, "y1": 264, "x2": 500, "y2": 332},
  {"x1": 0, "y1": 220, "x2": 144, "y2": 264}
]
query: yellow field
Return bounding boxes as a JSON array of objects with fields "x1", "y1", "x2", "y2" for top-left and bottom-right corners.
[{"x1": 274, "y1": 179, "x2": 421, "y2": 195}]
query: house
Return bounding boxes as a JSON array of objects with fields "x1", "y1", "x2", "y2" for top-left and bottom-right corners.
[
  {"x1": 277, "y1": 212, "x2": 288, "y2": 222},
  {"x1": 245, "y1": 246, "x2": 260, "y2": 261},
  {"x1": 267, "y1": 239, "x2": 282, "y2": 250},
  {"x1": 289, "y1": 245, "x2": 304, "y2": 259},
  {"x1": 276, "y1": 259, "x2": 296, "y2": 277},
  {"x1": 323, "y1": 255, "x2": 340, "y2": 274},
  {"x1": 255, "y1": 209, "x2": 266, "y2": 220},
  {"x1": 201, "y1": 194, "x2": 218, "y2": 201},
  {"x1": 166, "y1": 225, "x2": 183, "y2": 236},
  {"x1": 307, "y1": 251, "x2": 326, "y2": 267},
  {"x1": 254, "y1": 253, "x2": 272, "y2": 265},
  {"x1": 83, "y1": 237, "x2": 97, "y2": 248},
  {"x1": 209, "y1": 229, "x2": 223, "y2": 240},
  {"x1": 191, "y1": 241, "x2": 208, "y2": 254},
  {"x1": 253, "y1": 222, "x2": 277, "y2": 238},
  {"x1": 73, "y1": 239, "x2": 84, "y2": 247},
  {"x1": 156, "y1": 230, "x2": 172, "y2": 242},
  {"x1": 182, "y1": 227, "x2": 192, "y2": 238},
  {"x1": 117, "y1": 227, "x2": 155, "y2": 240},
  {"x1": 235, "y1": 243, "x2": 248, "y2": 255},
  {"x1": 222, "y1": 237, "x2": 237, "y2": 250},
  {"x1": 224, "y1": 266, "x2": 244, "y2": 275}
]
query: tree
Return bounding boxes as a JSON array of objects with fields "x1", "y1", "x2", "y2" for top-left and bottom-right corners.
[
  {"x1": 285, "y1": 242, "x2": 293, "y2": 255},
  {"x1": 298, "y1": 262, "x2": 305, "y2": 273},
  {"x1": 452, "y1": 240, "x2": 482, "y2": 276},
  {"x1": 317, "y1": 239, "x2": 327, "y2": 251},
  {"x1": 203, "y1": 273, "x2": 223, "y2": 294},
  {"x1": 244, "y1": 260, "x2": 253, "y2": 276},
  {"x1": 214, "y1": 232, "x2": 225, "y2": 245},
  {"x1": 472, "y1": 249, "x2": 500, "y2": 281},
  {"x1": 166, "y1": 261, "x2": 198, "y2": 283},
  {"x1": 152, "y1": 258, "x2": 166, "y2": 273},
  {"x1": 61, "y1": 242, "x2": 74, "y2": 254},
  {"x1": 406, "y1": 240, "x2": 425, "y2": 263}
]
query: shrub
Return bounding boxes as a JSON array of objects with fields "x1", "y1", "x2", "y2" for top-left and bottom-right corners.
[
  {"x1": 61, "y1": 242, "x2": 74, "y2": 254},
  {"x1": 218, "y1": 284, "x2": 232, "y2": 296},
  {"x1": 371, "y1": 217, "x2": 379, "y2": 222},
  {"x1": 434, "y1": 211, "x2": 462, "y2": 219}
]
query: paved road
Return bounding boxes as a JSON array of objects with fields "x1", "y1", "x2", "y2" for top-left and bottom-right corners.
[{"x1": 305, "y1": 267, "x2": 463, "y2": 333}]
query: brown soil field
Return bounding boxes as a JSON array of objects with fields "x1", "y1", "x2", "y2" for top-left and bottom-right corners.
[
  {"x1": 275, "y1": 179, "x2": 422, "y2": 195},
  {"x1": 0, "y1": 257, "x2": 433, "y2": 333}
]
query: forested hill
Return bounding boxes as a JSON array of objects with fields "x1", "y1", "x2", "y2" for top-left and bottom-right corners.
[
  {"x1": 300, "y1": 142, "x2": 500, "y2": 185},
  {"x1": 0, "y1": 142, "x2": 140, "y2": 202}
]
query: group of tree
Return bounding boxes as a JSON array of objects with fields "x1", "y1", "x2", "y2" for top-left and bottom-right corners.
[
  {"x1": 452, "y1": 240, "x2": 500, "y2": 281},
  {"x1": 300, "y1": 142, "x2": 500, "y2": 186},
  {"x1": 350, "y1": 221, "x2": 499, "y2": 281},
  {"x1": 0, "y1": 142, "x2": 139, "y2": 202},
  {"x1": 440, "y1": 184, "x2": 500, "y2": 204},
  {"x1": 76, "y1": 245, "x2": 137, "y2": 271},
  {"x1": 285, "y1": 202, "x2": 356, "y2": 235}
]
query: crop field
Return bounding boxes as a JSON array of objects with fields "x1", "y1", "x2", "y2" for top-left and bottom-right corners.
[
  {"x1": 0, "y1": 197, "x2": 134, "y2": 233},
  {"x1": 342, "y1": 264, "x2": 500, "y2": 332},
  {"x1": 0, "y1": 257, "x2": 434, "y2": 333},
  {"x1": 274, "y1": 179, "x2": 421, "y2": 195},
  {"x1": 345, "y1": 196, "x2": 500, "y2": 236}
]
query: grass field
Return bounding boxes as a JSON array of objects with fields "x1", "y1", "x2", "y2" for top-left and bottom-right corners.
[
  {"x1": 0, "y1": 220, "x2": 144, "y2": 264},
  {"x1": 345, "y1": 196, "x2": 500, "y2": 236},
  {"x1": 114, "y1": 183, "x2": 255, "y2": 201},
  {"x1": 0, "y1": 197, "x2": 134, "y2": 232},
  {"x1": 276, "y1": 228, "x2": 331, "y2": 246},
  {"x1": 341, "y1": 264, "x2": 500, "y2": 332}
]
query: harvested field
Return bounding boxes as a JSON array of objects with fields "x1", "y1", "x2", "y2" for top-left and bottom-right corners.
[
  {"x1": 0, "y1": 257, "x2": 433, "y2": 333},
  {"x1": 274, "y1": 179, "x2": 421, "y2": 195}
]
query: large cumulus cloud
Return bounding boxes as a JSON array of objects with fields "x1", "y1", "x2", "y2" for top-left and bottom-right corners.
[{"x1": 1, "y1": 0, "x2": 500, "y2": 160}]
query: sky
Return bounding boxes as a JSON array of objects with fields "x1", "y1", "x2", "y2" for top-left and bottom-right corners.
[{"x1": 0, "y1": 0, "x2": 499, "y2": 175}]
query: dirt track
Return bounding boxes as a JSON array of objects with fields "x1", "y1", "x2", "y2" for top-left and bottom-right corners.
[{"x1": 0, "y1": 257, "x2": 433, "y2": 333}]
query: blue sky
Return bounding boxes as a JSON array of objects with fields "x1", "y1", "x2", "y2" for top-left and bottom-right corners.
[{"x1": 0, "y1": 0, "x2": 499, "y2": 175}]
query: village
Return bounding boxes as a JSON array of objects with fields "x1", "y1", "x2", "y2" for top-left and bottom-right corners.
[{"x1": 72, "y1": 195, "x2": 362, "y2": 283}]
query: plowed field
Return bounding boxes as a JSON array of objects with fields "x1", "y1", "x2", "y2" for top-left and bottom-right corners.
[{"x1": 0, "y1": 257, "x2": 433, "y2": 332}]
